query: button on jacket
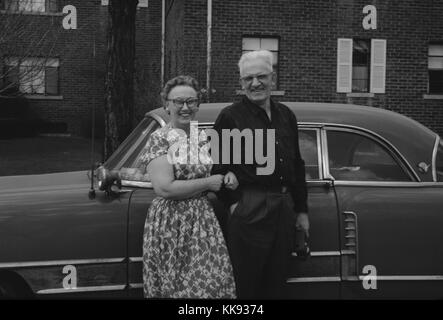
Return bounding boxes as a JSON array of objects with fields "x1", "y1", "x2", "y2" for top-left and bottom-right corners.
[{"x1": 212, "y1": 97, "x2": 308, "y2": 214}]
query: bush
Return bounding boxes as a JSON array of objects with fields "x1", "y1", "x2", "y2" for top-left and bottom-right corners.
[{"x1": 0, "y1": 95, "x2": 40, "y2": 139}]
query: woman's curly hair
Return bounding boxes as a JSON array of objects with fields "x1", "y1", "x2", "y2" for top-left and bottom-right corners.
[{"x1": 161, "y1": 75, "x2": 201, "y2": 107}]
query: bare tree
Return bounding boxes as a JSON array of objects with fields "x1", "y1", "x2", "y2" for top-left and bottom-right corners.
[
  {"x1": 0, "y1": 0, "x2": 64, "y2": 97},
  {"x1": 104, "y1": 0, "x2": 138, "y2": 159}
]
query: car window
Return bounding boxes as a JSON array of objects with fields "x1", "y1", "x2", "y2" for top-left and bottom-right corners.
[
  {"x1": 104, "y1": 117, "x2": 161, "y2": 182},
  {"x1": 327, "y1": 130, "x2": 411, "y2": 181},
  {"x1": 436, "y1": 139, "x2": 443, "y2": 182},
  {"x1": 299, "y1": 129, "x2": 320, "y2": 180}
]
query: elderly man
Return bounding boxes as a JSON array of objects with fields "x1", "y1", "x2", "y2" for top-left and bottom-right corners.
[{"x1": 212, "y1": 50, "x2": 309, "y2": 299}]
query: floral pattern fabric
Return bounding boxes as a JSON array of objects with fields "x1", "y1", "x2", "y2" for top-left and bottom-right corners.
[{"x1": 141, "y1": 124, "x2": 236, "y2": 299}]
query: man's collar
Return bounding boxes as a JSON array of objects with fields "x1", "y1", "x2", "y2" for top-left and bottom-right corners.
[{"x1": 242, "y1": 96, "x2": 276, "y2": 116}]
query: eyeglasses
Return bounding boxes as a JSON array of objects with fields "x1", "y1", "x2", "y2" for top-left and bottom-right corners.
[
  {"x1": 240, "y1": 73, "x2": 272, "y2": 84},
  {"x1": 166, "y1": 97, "x2": 200, "y2": 109}
]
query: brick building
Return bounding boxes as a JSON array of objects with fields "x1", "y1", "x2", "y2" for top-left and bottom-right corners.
[
  {"x1": 1, "y1": 0, "x2": 443, "y2": 137},
  {"x1": 0, "y1": 0, "x2": 161, "y2": 137},
  {"x1": 164, "y1": 0, "x2": 443, "y2": 136}
]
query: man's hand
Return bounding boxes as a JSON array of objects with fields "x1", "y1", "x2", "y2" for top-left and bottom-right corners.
[
  {"x1": 295, "y1": 212, "x2": 310, "y2": 238},
  {"x1": 224, "y1": 171, "x2": 239, "y2": 190}
]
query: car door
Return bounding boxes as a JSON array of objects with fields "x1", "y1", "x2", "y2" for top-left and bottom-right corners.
[
  {"x1": 286, "y1": 126, "x2": 341, "y2": 299},
  {"x1": 0, "y1": 118, "x2": 166, "y2": 298},
  {"x1": 326, "y1": 127, "x2": 443, "y2": 299},
  {"x1": 0, "y1": 171, "x2": 132, "y2": 298}
]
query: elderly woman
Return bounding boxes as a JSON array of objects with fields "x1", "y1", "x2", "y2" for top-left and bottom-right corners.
[{"x1": 140, "y1": 75, "x2": 237, "y2": 298}]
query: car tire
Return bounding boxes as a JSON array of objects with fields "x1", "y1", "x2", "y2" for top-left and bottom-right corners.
[
  {"x1": 0, "y1": 275, "x2": 33, "y2": 300},
  {"x1": 0, "y1": 281, "x2": 21, "y2": 299}
]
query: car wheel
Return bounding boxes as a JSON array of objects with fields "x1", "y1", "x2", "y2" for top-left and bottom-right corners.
[
  {"x1": 0, "y1": 275, "x2": 33, "y2": 300},
  {"x1": 0, "y1": 281, "x2": 21, "y2": 299}
]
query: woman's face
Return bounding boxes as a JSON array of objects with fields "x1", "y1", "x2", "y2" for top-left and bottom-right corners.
[{"x1": 166, "y1": 85, "x2": 199, "y2": 130}]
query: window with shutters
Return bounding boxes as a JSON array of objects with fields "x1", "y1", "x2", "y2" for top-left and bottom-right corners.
[
  {"x1": 337, "y1": 38, "x2": 386, "y2": 94},
  {"x1": 242, "y1": 37, "x2": 279, "y2": 90},
  {"x1": 428, "y1": 43, "x2": 443, "y2": 94},
  {"x1": 1, "y1": 0, "x2": 57, "y2": 12},
  {"x1": 4, "y1": 57, "x2": 59, "y2": 95}
]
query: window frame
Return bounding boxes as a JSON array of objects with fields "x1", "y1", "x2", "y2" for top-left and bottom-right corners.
[
  {"x1": 352, "y1": 38, "x2": 371, "y2": 93},
  {"x1": 198, "y1": 123, "x2": 324, "y2": 182},
  {"x1": 241, "y1": 36, "x2": 280, "y2": 90},
  {"x1": 298, "y1": 127, "x2": 322, "y2": 181},
  {"x1": 432, "y1": 135, "x2": 443, "y2": 182},
  {"x1": 337, "y1": 38, "x2": 386, "y2": 94},
  {"x1": 1, "y1": 0, "x2": 57, "y2": 13},
  {"x1": 323, "y1": 126, "x2": 417, "y2": 183},
  {"x1": 4, "y1": 57, "x2": 60, "y2": 96},
  {"x1": 428, "y1": 43, "x2": 443, "y2": 94}
]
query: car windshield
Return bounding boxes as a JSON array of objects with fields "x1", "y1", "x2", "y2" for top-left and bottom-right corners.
[{"x1": 104, "y1": 117, "x2": 161, "y2": 183}]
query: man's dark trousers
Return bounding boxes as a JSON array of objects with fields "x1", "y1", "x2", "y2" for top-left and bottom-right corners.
[{"x1": 227, "y1": 185, "x2": 295, "y2": 299}]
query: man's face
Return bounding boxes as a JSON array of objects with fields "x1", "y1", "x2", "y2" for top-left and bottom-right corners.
[{"x1": 239, "y1": 58, "x2": 275, "y2": 106}]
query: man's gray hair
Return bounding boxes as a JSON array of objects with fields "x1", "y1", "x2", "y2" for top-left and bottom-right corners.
[{"x1": 238, "y1": 50, "x2": 273, "y2": 75}]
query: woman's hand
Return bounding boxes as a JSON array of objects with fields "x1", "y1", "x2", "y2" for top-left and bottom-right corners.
[
  {"x1": 224, "y1": 171, "x2": 239, "y2": 190},
  {"x1": 206, "y1": 174, "x2": 224, "y2": 192}
]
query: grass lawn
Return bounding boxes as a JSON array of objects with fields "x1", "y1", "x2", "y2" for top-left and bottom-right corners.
[{"x1": 0, "y1": 136, "x2": 104, "y2": 176}]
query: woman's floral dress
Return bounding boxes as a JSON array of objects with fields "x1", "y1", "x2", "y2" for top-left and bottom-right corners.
[{"x1": 141, "y1": 123, "x2": 236, "y2": 299}]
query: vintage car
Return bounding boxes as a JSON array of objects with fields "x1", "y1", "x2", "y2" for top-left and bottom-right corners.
[{"x1": 1, "y1": 102, "x2": 443, "y2": 299}]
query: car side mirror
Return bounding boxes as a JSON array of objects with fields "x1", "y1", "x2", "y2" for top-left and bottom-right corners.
[{"x1": 96, "y1": 166, "x2": 122, "y2": 196}]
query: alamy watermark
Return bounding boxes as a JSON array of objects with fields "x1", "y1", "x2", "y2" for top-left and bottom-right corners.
[{"x1": 165, "y1": 121, "x2": 275, "y2": 175}]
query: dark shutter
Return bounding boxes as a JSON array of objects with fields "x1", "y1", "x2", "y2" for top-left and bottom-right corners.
[
  {"x1": 429, "y1": 70, "x2": 443, "y2": 94},
  {"x1": 46, "y1": 0, "x2": 57, "y2": 12},
  {"x1": 45, "y1": 66, "x2": 59, "y2": 95}
]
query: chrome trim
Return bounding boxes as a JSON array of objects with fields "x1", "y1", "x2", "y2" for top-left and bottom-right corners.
[
  {"x1": 129, "y1": 257, "x2": 143, "y2": 263},
  {"x1": 343, "y1": 211, "x2": 359, "y2": 276},
  {"x1": 123, "y1": 179, "x2": 343, "y2": 189},
  {"x1": 287, "y1": 277, "x2": 341, "y2": 283},
  {"x1": 306, "y1": 180, "x2": 334, "y2": 186},
  {"x1": 320, "y1": 128, "x2": 333, "y2": 180},
  {"x1": 322, "y1": 123, "x2": 420, "y2": 182},
  {"x1": 0, "y1": 258, "x2": 125, "y2": 269},
  {"x1": 196, "y1": 122, "x2": 324, "y2": 129},
  {"x1": 358, "y1": 275, "x2": 443, "y2": 281},
  {"x1": 432, "y1": 135, "x2": 440, "y2": 182},
  {"x1": 334, "y1": 181, "x2": 443, "y2": 187},
  {"x1": 341, "y1": 250, "x2": 356, "y2": 255},
  {"x1": 129, "y1": 283, "x2": 143, "y2": 289},
  {"x1": 298, "y1": 123, "x2": 324, "y2": 128},
  {"x1": 292, "y1": 251, "x2": 341, "y2": 257},
  {"x1": 311, "y1": 251, "x2": 341, "y2": 257},
  {"x1": 315, "y1": 128, "x2": 323, "y2": 179},
  {"x1": 122, "y1": 180, "x2": 153, "y2": 188},
  {"x1": 150, "y1": 113, "x2": 167, "y2": 127},
  {"x1": 37, "y1": 285, "x2": 126, "y2": 295}
]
